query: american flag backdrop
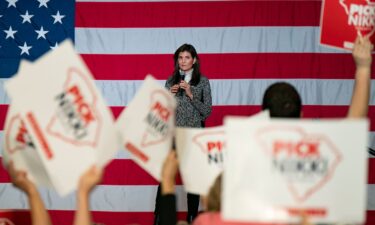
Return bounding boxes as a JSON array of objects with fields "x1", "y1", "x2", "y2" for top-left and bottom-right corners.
[{"x1": 1, "y1": 0, "x2": 375, "y2": 224}]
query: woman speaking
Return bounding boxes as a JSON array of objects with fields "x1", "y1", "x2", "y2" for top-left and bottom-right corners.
[{"x1": 154, "y1": 43, "x2": 212, "y2": 224}]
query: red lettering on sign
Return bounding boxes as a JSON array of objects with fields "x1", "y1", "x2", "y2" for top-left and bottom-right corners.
[
  {"x1": 67, "y1": 85, "x2": 94, "y2": 124},
  {"x1": 151, "y1": 101, "x2": 170, "y2": 122},
  {"x1": 273, "y1": 141, "x2": 320, "y2": 157},
  {"x1": 16, "y1": 121, "x2": 27, "y2": 144},
  {"x1": 207, "y1": 141, "x2": 224, "y2": 152}
]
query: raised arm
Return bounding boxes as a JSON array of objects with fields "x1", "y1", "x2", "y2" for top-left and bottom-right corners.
[
  {"x1": 159, "y1": 151, "x2": 179, "y2": 225},
  {"x1": 7, "y1": 161, "x2": 52, "y2": 225},
  {"x1": 347, "y1": 35, "x2": 373, "y2": 118},
  {"x1": 73, "y1": 166, "x2": 103, "y2": 225}
]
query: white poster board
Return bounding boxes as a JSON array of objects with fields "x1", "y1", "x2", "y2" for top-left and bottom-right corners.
[
  {"x1": 4, "y1": 40, "x2": 119, "y2": 196},
  {"x1": 223, "y1": 118, "x2": 368, "y2": 224},
  {"x1": 176, "y1": 110, "x2": 269, "y2": 195},
  {"x1": 2, "y1": 105, "x2": 52, "y2": 188},
  {"x1": 116, "y1": 75, "x2": 176, "y2": 181},
  {"x1": 176, "y1": 126, "x2": 225, "y2": 195}
]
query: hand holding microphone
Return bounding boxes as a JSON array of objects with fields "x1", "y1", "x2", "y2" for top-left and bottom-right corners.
[
  {"x1": 169, "y1": 71, "x2": 186, "y2": 96},
  {"x1": 178, "y1": 71, "x2": 193, "y2": 99},
  {"x1": 178, "y1": 70, "x2": 186, "y2": 96},
  {"x1": 170, "y1": 84, "x2": 179, "y2": 95}
]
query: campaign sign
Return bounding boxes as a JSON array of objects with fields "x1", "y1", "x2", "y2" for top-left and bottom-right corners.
[
  {"x1": 116, "y1": 75, "x2": 176, "y2": 181},
  {"x1": 2, "y1": 60, "x2": 52, "y2": 188},
  {"x1": 223, "y1": 118, "x2": 368, "y2": 224},
  {"x1": 4, "y1": 40, "x2": 119, "y2": 196},
  {"x1": 2, "y1": 105, "x2": 52, "y2": 188},
  {"x1": 320, "y1": 0, "x2": 375, "y2": 50},
  {"x1": 176, "y1": 110, "x2": 269, "y2": 195},
  {"x1": 176, "y1": 126, "x2": 225, "y2": 195}
]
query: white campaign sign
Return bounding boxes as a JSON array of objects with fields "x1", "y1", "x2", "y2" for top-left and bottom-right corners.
[
  {"x1": 2, "y1": 60, "x2": 53, "y2": 188},
  {"x1": 116, "y1": 75, "x2": 176, "y2": 181},
  {"x1": 2, "y1": 105, "x2": 52, "y2": 188},
  {"x1": 176, "y1": 110, "x2": 269, "y2": 195},
  {"x1": 176, "y1": 126, "x2": 225, "y2": 195},
  {"x1": 4, "y1": 40, "x2": 119, "y2": 196},
  {"x1": 223, "y1": 118, "x2": 368, "y2": 224}
]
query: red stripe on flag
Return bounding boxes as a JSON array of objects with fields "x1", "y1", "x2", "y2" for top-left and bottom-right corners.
[
  {"x1": 367, "y1": 210, "x2": 375, "y2": 225},
  {"x1": 48, "y1": 210, "x2": 375, "y2": 225},
  {"x1": 76, "y1": 1, "x2": 320, "y2": 28},
  {"x1": 0, "y1": 210, "x2": 31, "y2": 225},
  {"x1": 102, "y1": 159, "x2": 159, "y2": 185},
  {"x1": 0, "y1": 164, "x2": 10, "y2": 182},
  {"x1": 0, "y1": 104, "x2": 7, "y2": 132},
  {"x1": 2, "y1": 210, "x2": 375, "y2": 225},
  {"x1": 2, "y1": 105, "x2": 375, "y2": 131},
  {"x1": 110, "y1": 105, "x2": 123, "y2": 119},
  {"x1": 0, "y1": 158, "x2": 183, "y2": 185},
  {"x1": 0, "y1": 210, "x2": 188, "y2": 225},
  {"x1": 81, "y1": 53, "x2": 375, "y2": 80},
  {"x1": 103, "y1": 159, "x2": 182, "y2": 185},
  {"x1": 367, "y1": 158, "x2": 375, "y2": 184}
]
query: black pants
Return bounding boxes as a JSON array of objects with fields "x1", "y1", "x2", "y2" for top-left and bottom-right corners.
[{"x1": 154, "y1": 184, "x2": 200, "y2": 224}]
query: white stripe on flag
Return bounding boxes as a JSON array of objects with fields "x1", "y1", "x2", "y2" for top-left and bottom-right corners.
[{"x1": 75, "y1": 27, "x2": 342, "y2": 54}]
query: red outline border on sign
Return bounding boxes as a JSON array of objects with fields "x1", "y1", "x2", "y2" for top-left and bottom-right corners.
[
  {"x1": 5, "y1": 114, "x2": 26, "y2": 155},
  {"x1": 192, "y1": 130, "x2": 225, "y2": 154},
  {"x1": 46, "y1": 67, "x2": 102, "y2": 148},
  {"x1": 141, "y1": 89, "x2": 175, "y2": 148}
]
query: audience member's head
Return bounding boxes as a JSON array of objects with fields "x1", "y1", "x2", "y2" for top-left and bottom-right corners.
[{"x1": 262, "y1": 82, "x2": 302, "y2": 118}]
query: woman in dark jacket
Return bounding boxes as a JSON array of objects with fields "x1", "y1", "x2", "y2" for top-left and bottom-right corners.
[{"x1": 154, "y1": 43, "x2": 212, "y2": 224}]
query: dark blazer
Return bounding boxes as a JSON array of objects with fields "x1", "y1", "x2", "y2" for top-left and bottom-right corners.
[{"x1": 165, "y1": 76, "x2": 212, "y2": 128}]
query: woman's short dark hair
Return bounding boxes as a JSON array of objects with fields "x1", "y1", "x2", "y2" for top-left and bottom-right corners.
[
  {"x1": 262, "y1": 82, "x2": 302, "y2": 118},
  {"x1": 171, "y1": 43, "x2": 201, "y2": 86}
]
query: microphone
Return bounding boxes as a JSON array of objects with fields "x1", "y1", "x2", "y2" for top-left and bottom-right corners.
[
  {"x1": 179, "y1": 70, "x2": 185, "y2": 81},
  {"x1": 179, "y1": 70, "x2": 185, "y2": 96}
]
